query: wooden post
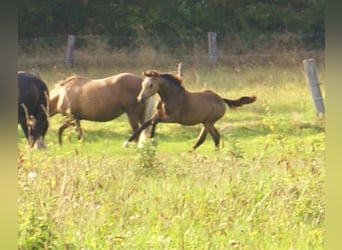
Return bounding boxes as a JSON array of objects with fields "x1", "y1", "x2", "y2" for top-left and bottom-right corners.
[
  {"x1": 177, "y1": 62, "x2": 183, "y2": 77},
  {"x1": 303, "y1": 58, "x2": 325, "y2": 116},
  {"x1": 208, "y1": 32, "x2": 217, "y2": 66},
  {"x1": 65, "y1": 35, "x2": 76, "y2": 68}
]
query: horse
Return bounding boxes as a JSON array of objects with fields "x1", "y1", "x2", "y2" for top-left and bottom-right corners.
[
  {"x1": 49, "y1": 73, "x2": 156, "y2": 146},
  {"x1": 18, "y1": 71, "x2": 49, "y2": 149},
  {"x1": 124, "y1": 70, "x2": 256, "y2": 150}
]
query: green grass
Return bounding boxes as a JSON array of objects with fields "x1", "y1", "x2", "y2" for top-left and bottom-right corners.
[{"x1": 18, "y1": 64, "x2": 325, "y2": 249}]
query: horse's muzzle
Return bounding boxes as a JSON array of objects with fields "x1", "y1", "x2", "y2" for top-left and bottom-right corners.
[{"x1": 137, "y1": 96, "x2": 144, "y2": 104}]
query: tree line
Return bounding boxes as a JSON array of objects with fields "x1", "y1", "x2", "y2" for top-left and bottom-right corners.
[{"x1": 19, "y1": 0, "x2": 324, "y2": 50}]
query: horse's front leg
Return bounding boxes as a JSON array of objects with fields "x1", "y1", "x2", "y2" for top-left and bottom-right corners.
[
  {"x1": 123, "y1": 119, "x2": 154, "y2": 147},
  {"x1": 148, "y1": 114, "x2": 178, "y2": 139},
  {"x1": 123, "y1": 115, "x2": 175, "y2": 148},
  {"x1": 150, "y1": 116, "x2": 165, "y2": 138}
]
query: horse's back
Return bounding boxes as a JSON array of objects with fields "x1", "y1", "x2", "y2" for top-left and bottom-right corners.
[
  {"x1": 55, "y1": 72, "x2": 142, "y2": 90},
  {"x1": 180, "y1": 90, "x2": 226, "y2": 125},
  {"x1": 112, "y1": 72, "x2": 142, "y2": 80},
  {"x1": 18, "y1": 71, "x2": 49, "y2": 114},
  {"x1": 113, "y1": 73, "x2": 143, "y2": 95},
  {"x1": 104, "y1": 73, "x2": 143, "y2": 90},
  {"x1": 77, "y1": 73, "x2": 141, "y2": 99},
  {"x1": 51, "y1": 72, "x2": 145, "y2": 121}
]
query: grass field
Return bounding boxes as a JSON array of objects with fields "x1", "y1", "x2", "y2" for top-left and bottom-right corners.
[{"x1": 18, "y1": 63, "x2": 325, "y2": 249}]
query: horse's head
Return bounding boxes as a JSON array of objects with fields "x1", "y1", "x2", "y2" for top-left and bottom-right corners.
[{"x1": 137, "y1": 70, "x2": 160, "y2": 103}]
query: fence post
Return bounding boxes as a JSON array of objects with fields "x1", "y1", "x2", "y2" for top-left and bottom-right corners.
[
  {"x1": 303, "y1": 58, "x2": 325, "y2": 116},
  {"x1": 208, "y1": 32, "x2": 217, "y2": 66},
  {"x1": 177, "y1": 62, "x2": 183, "y2": 77},
  {"x1": 65, "y1": 35, "x2": 76, "y2": 68}
]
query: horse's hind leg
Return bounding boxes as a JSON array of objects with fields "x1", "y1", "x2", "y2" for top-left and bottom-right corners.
[
  {"x1": 74, "y1": 120, "x2": 83, "y2": 140},
  {"x1": 209, "y1": 126, "x2": 220, "y2": 149},
  {"x1": 58, "y1": 121, "x2": 71, "y2": 145},
  {"x1": 191, "y1": 125, "x2": 209, "y2": 151},
  {"x1": 58, "y1": 119, "x2": 82, "y2": 145},
  {"x1": 150, "y1": 122, "x2": 158, "y2": 138},
  {"x1": 124, "y1": 119, "x2": 154, "y2": 147}
]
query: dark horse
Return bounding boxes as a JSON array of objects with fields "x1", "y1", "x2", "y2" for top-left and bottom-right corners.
[
  {"x1": 49, "y1": 73, "x2": 156, "y2": 146},
  {"x1": 124, "y1": 70, "x2": 256, "y2": 150},
  {"x1": 18, "y1": 71, "x2": 49, "y2": 149}
]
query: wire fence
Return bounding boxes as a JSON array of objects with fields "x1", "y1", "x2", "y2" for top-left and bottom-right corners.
[{"x1": 18, "y1": 33, "x2": 325, "y2": 69}]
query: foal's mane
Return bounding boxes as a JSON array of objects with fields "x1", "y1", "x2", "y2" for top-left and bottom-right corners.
[
  {"x1": 160, "y1": 73, "x2": 185, "y2": 90},
  {"x1": 143, "y1": 70, "x2": 184, "y2": 90}
]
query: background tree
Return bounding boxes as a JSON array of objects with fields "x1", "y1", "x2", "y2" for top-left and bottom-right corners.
[{"x1": 18, "y1": 0, "x2": 324, "y2": 49}]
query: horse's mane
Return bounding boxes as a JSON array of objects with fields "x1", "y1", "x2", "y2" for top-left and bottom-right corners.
[
  {"x1": 143, "y1": 70, "x2": 184, "y2": 90},
  {"x1": 160, "y1": 73, "x2": 185, "y2": 90},
  {"x1": 55, "y1": 75, "x2": 85, "y2": 87}
]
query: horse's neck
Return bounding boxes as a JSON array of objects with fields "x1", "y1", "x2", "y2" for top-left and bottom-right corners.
[{"x1": 158, "y1": 81, "x2": 186, "y2": 103}]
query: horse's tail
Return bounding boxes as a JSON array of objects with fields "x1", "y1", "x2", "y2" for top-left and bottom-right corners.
[
  {"x1": 223, "y1": 96, "x2": 257, "y2": 109},
  {"x1": 49, "y1": 87, "x2": 70, "y2": 117},
  {"x1": 137, "y1": 95, "x2": 158, "y2": 148},
  {"x1": 48, "y1": 91, "x2": 60, "y2": 117}
]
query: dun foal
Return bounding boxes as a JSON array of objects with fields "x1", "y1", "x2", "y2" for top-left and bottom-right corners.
[{"x1": 124, "y1": 70, "x2": 256, "y2": 150}]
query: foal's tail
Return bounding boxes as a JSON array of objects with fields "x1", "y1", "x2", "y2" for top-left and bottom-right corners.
[{"x1": 223, "y1": 96, "x2": 257, "y2": 109}]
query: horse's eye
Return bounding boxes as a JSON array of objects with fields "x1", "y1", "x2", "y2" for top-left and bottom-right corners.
[{"x1": 149, "y1": 83, "x2": 153, "y2": 88}]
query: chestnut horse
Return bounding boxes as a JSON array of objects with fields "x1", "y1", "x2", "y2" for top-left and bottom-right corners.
[
  {"x1": 124, "y1": 70, "x2": 256, "y2": 150},
  {"x1": 49, "y1": 73, "x2": 156, "y2": 146}
]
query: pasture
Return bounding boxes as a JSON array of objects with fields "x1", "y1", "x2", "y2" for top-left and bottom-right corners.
[{"x1": 18, "y1": 64, "x2": 325, "y2": 249}]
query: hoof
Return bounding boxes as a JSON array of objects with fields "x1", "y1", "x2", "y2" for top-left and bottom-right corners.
[
  {"x1": 122, "y1": 140, "x2": 130, "y2": 148},
  {"x1": 150, "y1": 138, "x2": 158, "y2": 146},
  {"x1": 188, "y1": 148, "x2": 195, "y2": 153}
]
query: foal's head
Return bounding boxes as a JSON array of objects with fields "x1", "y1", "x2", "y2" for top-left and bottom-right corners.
[
  {"x1": 137, "y1": 70, "x2": 184, "y2": 103},
  {"x1": 137, "y1": 70, "x2": 160, "y2": 103}
]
